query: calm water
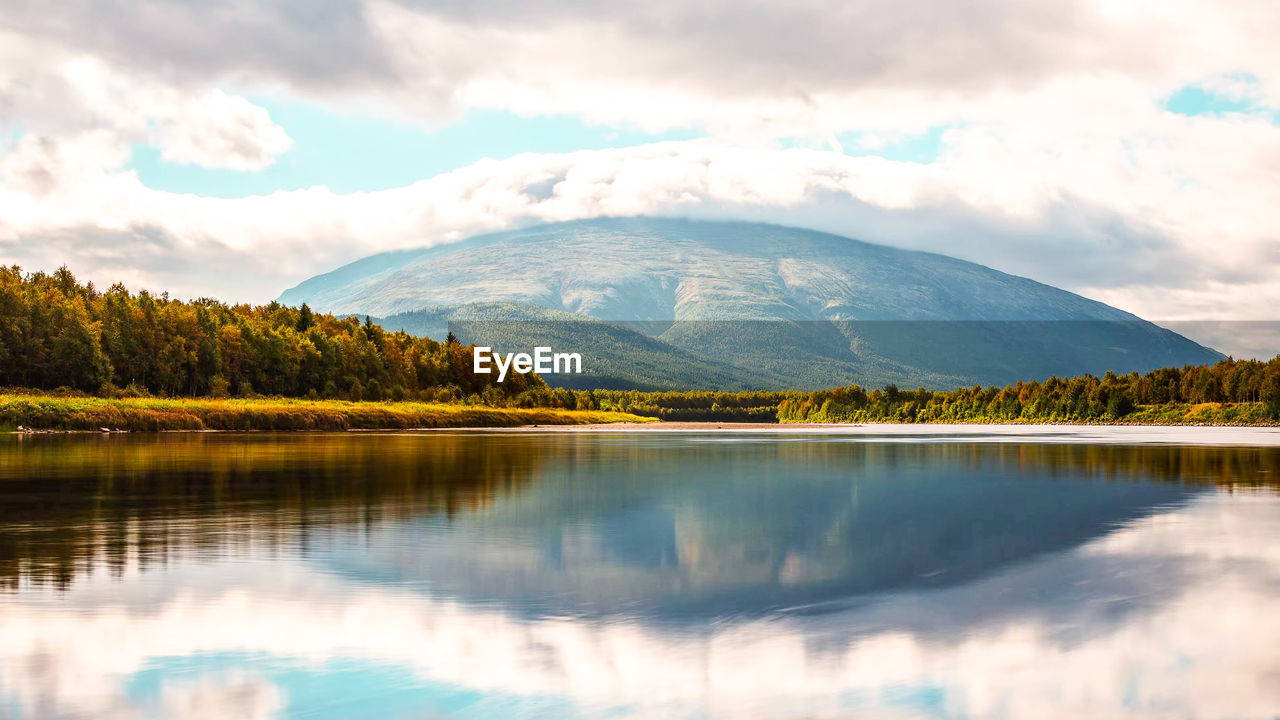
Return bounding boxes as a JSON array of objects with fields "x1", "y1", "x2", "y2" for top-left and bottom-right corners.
[{"x1": 1, "y1": 429, "x2": 1278, "y2": 719}]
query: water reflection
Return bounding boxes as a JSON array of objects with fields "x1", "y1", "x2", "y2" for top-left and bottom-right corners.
[
  {"x1": 0, "y1": 432, "x2": 1278, "y2": 719},
  {"x1": 0, "y1": 433, "x2": 539, "y2": 590}
]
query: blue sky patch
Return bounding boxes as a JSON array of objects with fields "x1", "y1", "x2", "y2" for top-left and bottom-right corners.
[
  {"x1": 836, "y1": 125, "x2": 951, "y2": 164},
  {"x1": 1163, "y1": 78, "x2": 1258, "y2": 117},
  {"x1": 130, "y1": 100, "x2": 699, "y2": 198},
  {"x1": 123, "y1": 651, "x2": 587, "y2": 720}
]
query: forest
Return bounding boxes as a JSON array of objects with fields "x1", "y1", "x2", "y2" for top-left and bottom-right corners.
[
  {"x1": 527, "y1": 389, "x2": 800, "y2": 421},
  {"x1": 0, "y1": 266, "x2": 541, "y2": 401},
  {"x1": 0, "y1": 265, "x2": 795, "y2": 422},
  {"x1": 777, "y1": 357, "x2": 1280, "y2": 424},
  {"x1": 4, "y1": 265, "x2": 1280, "y2": 427}
]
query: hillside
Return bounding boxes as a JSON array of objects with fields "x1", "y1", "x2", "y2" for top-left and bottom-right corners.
[
  {"x1": 281, "y1": 218, "x2": 1222, "y2": 389},
  {"x1": 379, "y1": 303, "x2": 781, "y2": 391}
]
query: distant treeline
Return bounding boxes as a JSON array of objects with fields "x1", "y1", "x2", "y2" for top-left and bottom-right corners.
[
  {"x1": 778, "y1": 357, "x2": 1280, "y2": 423},
  {"x1": 499, "y1": 387, "x2": 795, "y2": 421},
  {"x1": 598, "y1": 390, "x2": 799, "y2": 421},
  {"x1": 0, "y1": 266, "x2": 542, "y2": 400}
]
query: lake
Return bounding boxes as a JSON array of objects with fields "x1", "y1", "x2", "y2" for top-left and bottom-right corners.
[{"x1": 1, "y1": 428, "x2": 1278, "y2": 719}]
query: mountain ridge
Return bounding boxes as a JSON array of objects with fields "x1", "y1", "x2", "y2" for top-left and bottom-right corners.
[
  {"x1": 280, "y1": 217, "x2": 1221, "y2": 389},
  {"x1": 281, "y1": 217, "x2": 1139, "y2": 322}
]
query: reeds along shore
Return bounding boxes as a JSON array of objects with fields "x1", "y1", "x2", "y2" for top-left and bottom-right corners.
[{"x1": 0, "y1": 394, "x2": 648, "y2": 432}]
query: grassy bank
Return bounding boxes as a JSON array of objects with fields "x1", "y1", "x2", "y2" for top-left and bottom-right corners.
[
  {"x1": 778, "y1": 401, "x2": 1278, "y2": 426},
  {"x1": 0, "y1": 394, "x2": 649, "y2": 431}
]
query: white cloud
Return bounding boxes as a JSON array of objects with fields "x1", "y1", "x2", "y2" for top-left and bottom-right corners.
[
  {"x1": 0, "y1": 0, "x2": 1278, "y2": 327},
  {"x1": 5, "y1": 0, "x2": 1279, "y2": 135},
  {"x1": 2, "y1": 136, "x2": 1279, "y2": 325},
  {"x1": 149, "y1": 90, "x2": 292, "y2": 170},
  {"x1": 0, "y1": 30, "x2": 291, "y2": 176}
]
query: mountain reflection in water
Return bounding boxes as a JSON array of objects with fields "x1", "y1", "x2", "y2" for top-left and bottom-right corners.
[{"x1": 1, "y1": 431, "x2": 1277, "y2": 719}]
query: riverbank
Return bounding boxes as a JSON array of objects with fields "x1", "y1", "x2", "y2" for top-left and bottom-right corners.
[
  {"x1": 776, "y1": 401, "x2": 1279, "y2": 427},
  {"x1": 0, "y1": 394, "x2": 648, "y2": 431},
  {"x1": 4, "y1": 393, "x2": 1276, "y2": 433},
  {"x1": 503, "y1": 422, "x2": 1280, "y2": 446}
]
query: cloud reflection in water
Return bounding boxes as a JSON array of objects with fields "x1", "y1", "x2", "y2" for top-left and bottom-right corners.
[{"x1": 2, "y1": 492, "x2": 1278, "y2": 719}]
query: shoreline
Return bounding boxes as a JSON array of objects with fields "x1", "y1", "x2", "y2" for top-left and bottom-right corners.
[
  {"x1": 9, "y1": 421, "x2": 1280, "y2": 448},
  {"x1": 13, "y1": 418, "x2": 1280, "y2": 434},
  {"x1": 486, "y1": 421, "x2": 1280, "y2": 447},
  {"x1": 513, "y1": 419, "x2": 1280, "y2": 430},
  {"x1": 0, "y1": 394, "x2": 651, "y2": 432},
  {"x1": 4, "y1": 392, "x2": 1278, "y2": 435}
]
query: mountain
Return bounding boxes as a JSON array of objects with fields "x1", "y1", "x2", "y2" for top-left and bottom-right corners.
[
  {"x1": 378, "y1": 303, "x2": 780, "y2": 391},
  {"x1": 280, "y1": 217, "x2": 1222, "y2": 390}
]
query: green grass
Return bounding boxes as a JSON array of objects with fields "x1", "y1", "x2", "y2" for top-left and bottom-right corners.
[
  {"x1": 0, "y1": 394, "x2": 650, "y2": 431},
  {"x1": 778, "y1": 401, "x2": 1278, "y2": 426}
]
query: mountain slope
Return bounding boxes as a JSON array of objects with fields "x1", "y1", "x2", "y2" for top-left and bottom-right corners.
[
  {"x1": 281, "y1": 217, "x2": 1222, "y2": 389},
  {"x1": 379, "y1": 303, "x2": 783, "y2": 391}
]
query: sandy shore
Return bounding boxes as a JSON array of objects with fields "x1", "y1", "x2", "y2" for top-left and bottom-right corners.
[{"x1": 530, "y1": 422, "x2": 815, "y2": 430}]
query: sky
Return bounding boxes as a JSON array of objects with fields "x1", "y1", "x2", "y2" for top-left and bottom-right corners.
[{"x1": 1, "y1": 0, "x2": 1279, "y2": 330}]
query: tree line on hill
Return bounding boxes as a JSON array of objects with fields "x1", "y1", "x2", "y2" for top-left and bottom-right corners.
[
  {"x1": 777, "y1": 357, "x2": 1280, "y2": 423},
  {"x1": 513, "y1": 389, "x2": 799, "y2": 421},
  {"x1": 0, "y1": 266, "x2": 541, "y2": 400}
]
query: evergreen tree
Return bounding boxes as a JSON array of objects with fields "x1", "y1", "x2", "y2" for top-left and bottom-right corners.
[{"x1": 296, "y1": 303, "x2": 314, "y2": 332}]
